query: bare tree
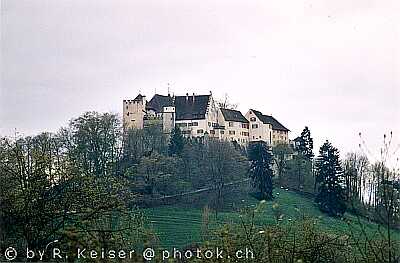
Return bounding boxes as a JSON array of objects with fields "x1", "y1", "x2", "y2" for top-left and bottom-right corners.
[
  {"x1": 217, "y1": 93, "x2": 238, "y2": 109},
  {"x1": 204, "y1": 138, "x2": 247, "y2": 218}
]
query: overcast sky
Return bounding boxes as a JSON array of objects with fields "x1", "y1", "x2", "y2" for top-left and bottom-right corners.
[{"x1": 1, "y1": 0, "x2": 399, "y2": 162}]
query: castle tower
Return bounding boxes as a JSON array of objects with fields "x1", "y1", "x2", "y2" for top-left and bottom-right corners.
[
  {"x1": 123, "y1": 94, "x2": 146, "y2": 130},
  {"x1": 162, "y1": 105, "x2": 175, "y2": 133}
]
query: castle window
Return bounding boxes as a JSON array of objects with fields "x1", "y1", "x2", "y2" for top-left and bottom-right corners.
[
  {"x1": 250, "y1": 117, "x2": 256, "y2": 122},
  {"x1": 192, "y1": 122, "x2": 198, "y2": 126},
  {"x1": 176, "y1": 123, "x2": 187, "y2": 128},
  {"x1": 228, "y1": 122, "x2": 234, "y2": 127},
  {"x1": 229, "y1": 131, "x2": 235, "y2": 135},
  {"x1": 197, "y1": 129, "x2": 204, "y2": 134},
  {"x1": 126, "y1": 106, "x2": 128, "y2": 110},
  {"x1": 252, "y1": 124, "x2": 258, "y2": 129},
  {"x1": 221, "y1": 130, "x2": 225, "y2": 134},
  {"x1": 127, "y1": 112, "x2": 130, "y2": 116},
  {"x1": 210, "y1": 130, "x2": 215, "y2": 135}
]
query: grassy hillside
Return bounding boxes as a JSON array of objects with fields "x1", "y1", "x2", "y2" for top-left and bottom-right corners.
[{"x1": 143, "y1": 188, "x2": 400, "y2": 249}]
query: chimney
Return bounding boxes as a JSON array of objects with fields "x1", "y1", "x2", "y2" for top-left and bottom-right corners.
[{"x1": 192, "y1": 93, "x2": 195, "y2": 103}]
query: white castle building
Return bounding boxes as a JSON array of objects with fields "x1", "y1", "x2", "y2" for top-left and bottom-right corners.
[{"x1": 123, "y1": 92, "x2": 290, "y2": 146}]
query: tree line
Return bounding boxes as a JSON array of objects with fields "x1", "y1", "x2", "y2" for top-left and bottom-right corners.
[
  {"x1": 1, "y1": 111, "x2": 398, "y2": 262},
  {"x1": 0, "y1": 111, "x2": 249, "y2": 259},
  {"x1": 248, "y1": 126, "x2": 399, "y2": 226}
]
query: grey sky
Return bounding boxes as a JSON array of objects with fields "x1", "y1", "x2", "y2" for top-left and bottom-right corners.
[{"x1": 1, "y1": 0, "x2": 399, "y2": 161}]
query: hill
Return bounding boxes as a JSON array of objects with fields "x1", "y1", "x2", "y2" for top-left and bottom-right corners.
[{"x1": 143, "y1": 187, "x2": 400, "y2": 249}]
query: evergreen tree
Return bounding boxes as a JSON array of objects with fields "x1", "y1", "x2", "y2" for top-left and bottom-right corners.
[
  {"x1": 168, "y1": 127, "x2": 184, "y2": 156},
  {"x1": 315, "y1": 140, "x2": 347, "y2": 217},
  {"x1": 248, "y1": 141, "x2": 275, "y2": 200},
  {"x1": 296, "y1": 126, "x2": 314, "y2": 160}
]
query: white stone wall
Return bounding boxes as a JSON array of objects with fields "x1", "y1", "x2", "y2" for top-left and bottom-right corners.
[
  {"x1": 245, "y1": 110, "x2": 273, "y2": 145},
  {"x1": 175, "y1": 119, "x2": 208, "y2": 137},
  {"x1": 123, "y1": 98, "x2": 146, "y2": 129},
  {"x1": 221, "y1": 120, "x2": 249, "y2": 144},
  {"x1": 162, "y1": 106, "x2": 175, "y2": 133},
  {"x1": 206, "y1": 96, "x2": 220, "y2": 137},
  {"x1": 272, "y1": 129, "x2": 289, "y2": 145}
]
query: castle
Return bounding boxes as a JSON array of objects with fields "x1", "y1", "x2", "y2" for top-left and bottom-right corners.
[{"x1": 123, "y1": 92, "x2": 290, "y2": 146}]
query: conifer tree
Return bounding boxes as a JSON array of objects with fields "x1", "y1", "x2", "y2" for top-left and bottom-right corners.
[
  {"x1": 296, "y1": 126, "x2": 314, "y2": 160},
  {"x1": 248, "y1": 141, "x2": 275, "y2": 200},
  {"x1": 168, "y1": 127, "x2": 184, "y2": 156},
  {"x1": 315, "y1": 140, "x2": 347, "y2": 217}
]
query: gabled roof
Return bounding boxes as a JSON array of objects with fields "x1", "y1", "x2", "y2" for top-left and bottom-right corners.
[
  {"x1": 175, "y1": 95, "x2": 210, "y2": 120},
  {"x1": 146, "y1": 94, "x2": 173, "y2": 113},
  {"x1": 251, "y1": 109, "x2": 290, "y2": 132},
  {"x1": 133, "y1": 94, "x2": 145, "y2": 101},
  {"x1": 220, "y1": 108, "x2": 249, "y2": 123}
]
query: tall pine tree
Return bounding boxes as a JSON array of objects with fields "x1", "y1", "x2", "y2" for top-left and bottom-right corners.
[
  {"x1": 248, "y1": 141, "x2": 275, "y2": 200},
  {"x1": 296, "y1": 126, "x2": 314, "y2": 160},
  {"x1": 168, "y1": 127, "x2": 184, "y2": 156},
  {"x1": 315, "y1": 140, "x2": 347, "y2": 217}
]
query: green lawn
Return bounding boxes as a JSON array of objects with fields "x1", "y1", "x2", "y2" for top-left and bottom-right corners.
[{"x1": 143, "y1": 188, "x2": 400, "y2": 249}]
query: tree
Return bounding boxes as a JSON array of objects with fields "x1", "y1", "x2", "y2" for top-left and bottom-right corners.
[
  {"x1": 121, "y1": 125, "x2": 168, "y2": 170},
  {"x1": 248, "y1": 142, "x2": 275, "y2": 200},
  {"x1": 272, "y1": 143, "x2": 292, "y2": 185},
  {"x1": 343, "y1": 153, "x2": 369, "y2": 204},
  {"x1": 168, "y1": 127, "x2": 184, "y2": 156},
  {"x1": 137, "y1": 152, "x2": 181, "y2": 196},
  {"x1": 315, "y1": 141, "x2": 347, "y2": 217},
  {"x1": 295, "y1": 126, "x2": 314, "y2": 160},
  {"x1": 217, "y1": 93, "x2": 238, "y2": 110},
  {"x1": 0, "y1": 134, "x2": 68, "y2": 250},
  {"x1": 285, "y1": 154, "x2": 314, "y2": 191},
  {"x1": 0, "y1": 112, "x2": 155, "y2": 259},
  {"x1": 204, "y1": 138, "x2": 248, "y2": 217},
  {"x1": 62, "y1": 111, "x2": 123, "y2": 177}
]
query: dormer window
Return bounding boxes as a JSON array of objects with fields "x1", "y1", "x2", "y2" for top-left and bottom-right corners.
[{"x1": 250, "y1": 117, "x2": 256, "y2": 122}]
